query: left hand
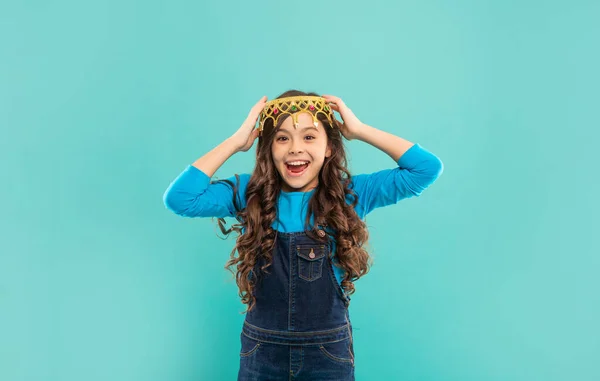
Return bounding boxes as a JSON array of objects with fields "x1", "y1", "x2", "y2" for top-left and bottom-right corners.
[{"x1": 321, "y1": 95, "x2": 364, "y2": 141}]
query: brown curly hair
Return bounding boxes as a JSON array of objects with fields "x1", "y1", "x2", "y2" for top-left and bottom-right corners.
[{"x1": 215, "y1": 90, "x2": 372, "y2": 313}]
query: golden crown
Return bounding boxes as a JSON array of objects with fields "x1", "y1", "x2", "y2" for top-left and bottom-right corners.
[{"x1": 258, "y1": 95, "x2": 335, "y2": 135}]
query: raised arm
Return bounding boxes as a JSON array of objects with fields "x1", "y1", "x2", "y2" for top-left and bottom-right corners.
[
  {"x1": 322, "y1": 94, "x2": 443, "y2": 216},
  {"x1": 162, "y1": 96, "x2": 267, "y2": 217},
  {"x1": 321, "y1": 94, "x2": 414, "y2": 161},
  {"x1": 350, "y1": 143, "x2": 443, "y2": 217},
  {"x1": 193, "y1": 96, "x2": 267, "y2": 176}
]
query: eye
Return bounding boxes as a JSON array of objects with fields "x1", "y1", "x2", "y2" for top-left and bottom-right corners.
[
  {"x1": 276, "y1": 136, "x2": 288, "y2": 142},
  {"x1": 305, "y1": 135, "x2": 315, "y2": 140}
]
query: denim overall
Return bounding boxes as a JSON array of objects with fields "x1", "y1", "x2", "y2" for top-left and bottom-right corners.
[{"x1": 237, "y1": 229, "x2": 355, "y2": 381}]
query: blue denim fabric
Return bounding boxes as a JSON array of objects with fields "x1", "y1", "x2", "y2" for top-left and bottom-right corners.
[{"x1": 237, "y1": 231, "x2": 355, "y2": 380}]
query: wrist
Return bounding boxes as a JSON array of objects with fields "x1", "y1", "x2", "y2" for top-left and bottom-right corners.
[
  {"x1": 353, "y1": 123, "x2": 372, "y2": 141},
  {"x1": 224, "y1": 136, "x2": 242, "y2": 154}
]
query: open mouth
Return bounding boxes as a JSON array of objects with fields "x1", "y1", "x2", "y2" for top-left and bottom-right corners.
[{"x1": 285, "y1": 161, "x2": 310, "y2": 177}]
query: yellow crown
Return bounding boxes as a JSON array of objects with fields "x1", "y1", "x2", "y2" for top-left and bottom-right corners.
[{"x1": 258, "y1": 95, "x2": 335, "y2": 135}]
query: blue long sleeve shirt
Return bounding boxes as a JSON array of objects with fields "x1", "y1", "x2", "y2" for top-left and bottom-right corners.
[{"x1": 163, "y1": 143, "x2": 443, "y2": 286}]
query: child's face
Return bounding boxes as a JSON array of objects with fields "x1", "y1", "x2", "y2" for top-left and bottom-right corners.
[{"x1": 271, "y1": 112, "x2": 332, "y2": 193}]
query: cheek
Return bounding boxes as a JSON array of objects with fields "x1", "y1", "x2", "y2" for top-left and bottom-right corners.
[
  {"x1": 316, "y1": 142, "x2": 329, "y2": 159},
  {"x1": 271, "y1": 146, "x2": 285, "y2": 164}
]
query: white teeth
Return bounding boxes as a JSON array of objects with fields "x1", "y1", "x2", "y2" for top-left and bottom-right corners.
[{"x1": 287, "y1": 161, "x2": 309, "y2": 166}]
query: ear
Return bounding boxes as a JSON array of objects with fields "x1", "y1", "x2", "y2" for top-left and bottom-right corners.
[{"x1": 325, "y1": 143, "x2": 332, "y2": 158}]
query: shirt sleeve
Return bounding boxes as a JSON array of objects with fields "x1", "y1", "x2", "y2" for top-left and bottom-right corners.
[
  {"x1": 162, "y1": 165, "x2": 249, "y2": 218},
  {"x1": 350, "y1": 143, "x2": 444, "y2": 218}
]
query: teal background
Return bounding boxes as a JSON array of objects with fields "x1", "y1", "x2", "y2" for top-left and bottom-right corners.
[{"x1": 1, "y1": 1, "x2": 599, "y2": 380}]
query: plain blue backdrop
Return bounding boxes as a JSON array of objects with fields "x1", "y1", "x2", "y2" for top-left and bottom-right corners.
[{"x1": 1, "y1": 1, "x2": 599, "y2": 380}]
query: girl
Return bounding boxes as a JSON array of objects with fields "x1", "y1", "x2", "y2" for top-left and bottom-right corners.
[{"x1": 163, "y1": 90, "x2": 443, "y2": 380}]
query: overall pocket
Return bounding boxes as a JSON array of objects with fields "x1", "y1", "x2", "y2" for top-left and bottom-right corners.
[
  {"x1": 240, "y1": 333, "x2": 261, "y2": 358},
  {"x1": 297, "y1": 244, "x2": 326, "y2": 282},
  {"x1": 319, "y1": 337, "x2": 355, "y2": 366}
]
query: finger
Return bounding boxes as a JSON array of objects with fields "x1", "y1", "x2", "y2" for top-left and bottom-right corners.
[
  {"x1": 322, "y1": 94, "x2": 343, "y2": 104},
  {"x1": 255, "y1": 96, "x2": 268, "y2": 109},
  {"x1": 328, "y1": 103, "x2": 343, "y2": 114},
  {"x1": 248, "y1": 128, "x2": 259, "y2": 141},
  {"x1": 251, "y1": 96, "x2": 268, "y2": 111},
  {"x1": 248, "y1": 96, "x2": 268, "y2": 118},
  {"x1": 327, "y1": 100, "x2": 345, "y2": 111},
  {"x1": 246, "y1": 112, "x2": 262, "y2": 128}
]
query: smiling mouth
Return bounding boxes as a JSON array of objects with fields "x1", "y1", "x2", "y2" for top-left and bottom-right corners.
[{"x1": 285, "y1": 161, "x2": 310, "y2": 176}]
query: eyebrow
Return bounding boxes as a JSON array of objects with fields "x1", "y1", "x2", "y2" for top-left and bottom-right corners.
[{"x1": 275, "y1": 126, "x2": 319, "y2": 133}]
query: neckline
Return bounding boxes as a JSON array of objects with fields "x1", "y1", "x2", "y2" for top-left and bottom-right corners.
[{"x1": 280, "y1": 188, "x2": 316, "y2": 195}]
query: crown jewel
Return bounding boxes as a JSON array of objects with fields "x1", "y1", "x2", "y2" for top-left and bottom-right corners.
[{"x1": 258, "y1": 95, "x2": 335, "y2": 135}]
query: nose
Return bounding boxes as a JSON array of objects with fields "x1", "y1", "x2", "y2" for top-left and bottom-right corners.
[{"x1": 289, "y1": 142, "x2": 304, "y2": 155}]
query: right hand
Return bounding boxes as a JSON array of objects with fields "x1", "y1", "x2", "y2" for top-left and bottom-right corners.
[{"x1": 230, "y1": 96, "x2": 268, "y2": 152}]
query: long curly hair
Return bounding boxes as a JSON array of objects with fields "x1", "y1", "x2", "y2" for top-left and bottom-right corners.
[{"x1": 215, "y1": 89, "x2": 372, "y2": 313}]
